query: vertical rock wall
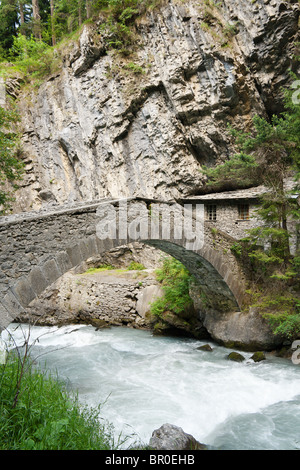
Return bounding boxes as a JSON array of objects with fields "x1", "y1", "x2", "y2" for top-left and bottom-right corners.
[{"x1": 10, "y1": 0, "x2": 298, "y2": 213}]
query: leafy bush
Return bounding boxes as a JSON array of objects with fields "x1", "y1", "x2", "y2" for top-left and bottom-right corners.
[
  {"x1": 150, "y1": 257, "x2": 193, "y2": 317},
  {"x1": 9, "y1": 34, "x2": 60, "y2": 79},
  {"x1": 262, "y1": 298, "x2": 300, "y2": 340},
  {"x1": 127, "y1": 261, "x2": 145, "y2": 270}
]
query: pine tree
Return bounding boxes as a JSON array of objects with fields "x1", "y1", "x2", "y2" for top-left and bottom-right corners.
[
  {"x1": 19, "y1": 1, "x2": 25, "y2": 24},
  {"x1": 86, "y1": 0, "x2": 91, "y2": 19},
  {"x1": 0, "y1": 0, "x2": 19, "y2": 54},
  {"x1": 50, "y1": 0, "x2": 56, "y2": 45},
  {"x1": 205, "y1": 79, "x2": 300, "y2": 264}
]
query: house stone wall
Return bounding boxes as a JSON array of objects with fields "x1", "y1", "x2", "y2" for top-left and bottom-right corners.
[
  {"x1": 205, "y1": 201, "x2": 299, "y2": 254},
  {"x1": 204, "y1": 201, "x2": 260, "y2": 240}
]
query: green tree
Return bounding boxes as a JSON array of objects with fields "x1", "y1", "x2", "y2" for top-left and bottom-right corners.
[
  {"x1": 205, "y1": 79, "x2": 300, "y2": 339},
  {"x1": 0, "y1": 107, "x2": 24, "y2": 214},
  {"x1": 51, "y1": 0, "x2": 85, "y2": 41},
  {"x1": 0, "y1": 1, "x2": 53, "y2": 54},
  {"x1": 0, "y1": 0, "x2": 20, "y2": 55},
  {"x1": 205, "y1": 80, "x2": 300, "y2": 263}
]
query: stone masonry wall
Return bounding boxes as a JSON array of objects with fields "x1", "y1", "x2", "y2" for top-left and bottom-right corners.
[
  {"x1": 16, "y1": 269, "x2": 164, "y2": 329},
  {"x1": 0, "y1": 199, "x2": 248, "y2": 330},
  {"x1": 205, "y1": 202, "x2": 259, "y2": 240}
]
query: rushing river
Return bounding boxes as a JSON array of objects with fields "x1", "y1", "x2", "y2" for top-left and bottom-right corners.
[{"x1": 3, "y1": 323, "x2": 300, "y2": 450}]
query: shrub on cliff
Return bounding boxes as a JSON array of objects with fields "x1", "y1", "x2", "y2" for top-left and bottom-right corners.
[{"x1": 0, "y1": 106, "x2": 24, "y2": 214}]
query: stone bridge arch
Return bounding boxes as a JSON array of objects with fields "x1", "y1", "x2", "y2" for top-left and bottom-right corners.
[{"x1": 0, "y1": 198, "x2": 246, "y2": 331}]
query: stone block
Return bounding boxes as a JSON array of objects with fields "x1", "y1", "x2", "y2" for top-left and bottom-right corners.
[
  {"x1": 212, "y1": 253, "x2": 224, "y2": 275},
  {"x1": 66, "y1": 244, "x2": 83, "y2": 268},
  {"x1": 12, "y1": 277, "x2": 36, "y2": 308},
  {"x1": 218, "y1": 261, "x2": 229, "y2": 280},
  {"x1": 99, "y1": 237, "x2": 116, "y2": 253},
  {"x1": 2, "y1": 289, "x2": 25, "y2": 318},
  {"x1": 55, "y1": 251, "x2": 73, "y2": 274},
  {"x1": 85, "y1": 235, "x2": 99, "y2": 258},
  {"x1": 28, "y1": 266, "x2": 48, "y2": 296},
  {"x1": 40, "y1": 259, "x2": 62, "y2": 285},
  {"x1": 0, "y1": 301, "x2": 14, "y2": 331},
  {"x1": 78, "y1": 239, "x2": 90, "y2": 260}
]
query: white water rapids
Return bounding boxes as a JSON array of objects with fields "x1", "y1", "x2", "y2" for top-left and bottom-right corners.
[{"x1": 3, "y1": 323, "x2": 300, "y2": 450}]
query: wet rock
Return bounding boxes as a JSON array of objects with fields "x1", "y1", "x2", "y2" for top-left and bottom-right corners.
[
  {"x1": 152, "y1": 309, "x2": 209, "y2": 340},
  {"x1": 197, "y1": 344, "x2": 213, "y2": 352},
  {"x1": 250, "y1": 351, "x2": 266, "y2": 363},
  {"x1": 149, "y1": 423, "x2": 207, "y2": 450},
  {"x1": 199, "y1": 308, "x2": 283, "y2": 352},
  {"x1": 90, "y1": 318, "x2": 111, "y2": 330},
  {"x1": 227, "y1": 351, "x2": 246, "y2": 362}
]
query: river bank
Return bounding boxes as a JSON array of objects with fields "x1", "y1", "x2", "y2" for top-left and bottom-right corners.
[{"x1": 4, "y1": 323, "x2": 300, "y2": 450}]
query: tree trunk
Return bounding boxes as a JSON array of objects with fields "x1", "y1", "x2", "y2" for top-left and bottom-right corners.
[
  {"x1": 86, "y1": 0, "x2": 91, "y2": 19},
  {"x1": 18, "y1": 0, "x2": 27, "y2": 36},
  {"x1": 79, "y1": 0, "x2": 82, "y2": 26},
  {"x1": 50, "y1": 0, "x2": 56, "y2": 46},
  {"x1": 32, "y1": 0, "x2": 42, "y2": 40},
  {"x1": 19, "y1": 1, "x2": 25, "y2": 24}
]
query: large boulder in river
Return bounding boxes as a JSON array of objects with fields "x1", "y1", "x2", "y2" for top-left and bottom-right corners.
[
  {"x1": 201, "y1": 308, "x2": 283, "y2": 352},
  {"x1": 149, "y1": 423, "x2": 207, "y2": 450}
]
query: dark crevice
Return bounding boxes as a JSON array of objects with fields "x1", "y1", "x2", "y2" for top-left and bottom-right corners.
[{"x1": 113, "y1": 81, "x2": 167, "y2": 143}]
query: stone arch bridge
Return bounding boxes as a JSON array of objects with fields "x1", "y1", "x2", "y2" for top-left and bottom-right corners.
[{"x1": 0, "y1": 198, "x2": 247, "y2": 331}]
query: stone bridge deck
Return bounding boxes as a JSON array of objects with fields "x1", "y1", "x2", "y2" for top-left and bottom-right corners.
[{"x1": 0, "y1": 198, "x2": 247, "y2": 331}]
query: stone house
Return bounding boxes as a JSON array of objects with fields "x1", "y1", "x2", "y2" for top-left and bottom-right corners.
[
  {"x1": 184, "y1": 185, "x2": 263, "y2": 240},
  {"x1": 183, "y1": 179, "x2": 299, "y2": 253}
]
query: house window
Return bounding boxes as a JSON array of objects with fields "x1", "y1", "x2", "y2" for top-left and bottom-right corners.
[
  {"x1": 206, "y1": 204, "x2": 217, "y2": 221},
  {"x1": 238, "y1": 204, "x2": 250, "y2": 220}
]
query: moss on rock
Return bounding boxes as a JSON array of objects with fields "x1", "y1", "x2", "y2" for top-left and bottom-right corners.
[
  {"x1": 250, "y1": 351, "x2": 266, "y2": 362},
  {"x1": 226, "y1": 351, "x2": 246, "y2": 362}
]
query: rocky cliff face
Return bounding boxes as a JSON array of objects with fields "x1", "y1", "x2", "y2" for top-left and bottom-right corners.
[{"x1": 12, "y1": 0, "x2": 299, "y2": 212}]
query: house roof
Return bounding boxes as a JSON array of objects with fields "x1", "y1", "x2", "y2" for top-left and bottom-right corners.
[{"x1": 180, "y1": 178, "x2": 298, "y2": 203}]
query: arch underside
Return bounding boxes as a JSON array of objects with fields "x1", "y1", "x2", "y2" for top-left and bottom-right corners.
[
  {"x1": 144, "y1": 240, "x2": 240, "y2": 313},
  {"x1": 0, "y1": 234, "x2": 242, "y2": 331}
]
